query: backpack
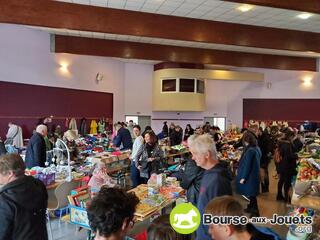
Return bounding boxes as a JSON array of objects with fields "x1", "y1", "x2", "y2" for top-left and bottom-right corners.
[{"x1": 273, "y1": 147, "x2": 282, "y2": 163}]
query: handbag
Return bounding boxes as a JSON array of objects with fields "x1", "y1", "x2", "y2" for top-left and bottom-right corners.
[{"x1": 273, "y1": 147, "x2": 282, "y2": 163}]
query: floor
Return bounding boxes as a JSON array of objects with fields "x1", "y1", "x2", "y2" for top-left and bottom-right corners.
[
  {"x1": 50, "y1": 162, "x2": 290, "y2": 240},
  {"x1": 48, "y1": 219, "x2": 88, "y2": 240},
  {"x1": 235, "y1": 162, "x2": 289, "y2": 238}
]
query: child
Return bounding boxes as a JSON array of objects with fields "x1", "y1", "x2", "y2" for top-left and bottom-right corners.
[
  {"x1": 147, "y1": 214, "x2": 190, "y2": 240},
  {"x1": 88, "y1": 162, "x2": 116, "y2": 196}
]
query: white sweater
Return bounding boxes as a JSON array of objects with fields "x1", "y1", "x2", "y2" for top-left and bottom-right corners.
[{"x1": 131, "y1": 135, "x2": 144, "y2": 162}]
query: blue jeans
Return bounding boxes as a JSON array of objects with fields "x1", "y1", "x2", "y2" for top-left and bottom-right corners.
[{"x1": 130, "y1": 162, "x2": 141, "y2": 188}]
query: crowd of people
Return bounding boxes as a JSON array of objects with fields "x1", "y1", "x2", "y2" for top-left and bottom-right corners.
[
  {"x1": 0, "y1": 119, "x2": 308, "y2": 240},
  {"x1": 110, "y1": 121, "x2": 290, "y2": 240}
]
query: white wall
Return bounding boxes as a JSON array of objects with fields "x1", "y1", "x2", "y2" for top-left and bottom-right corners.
[
  {"x1": 124, "y1": 65, "x2": 319, "y2": 133},
  {"x1": 124, "y1": 63, "x2": 153, "y2": 116},
  {"x1": 205, "y1": 68, "x2": 319, "y2": 127},
  {"x1": 0, "y1": 24, "x2": 125, "y2": 121}
]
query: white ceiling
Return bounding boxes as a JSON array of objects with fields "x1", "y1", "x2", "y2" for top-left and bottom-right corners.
[
  {"x1": 56, "y1": 0, "x2": 320, "y2": 33},
  {"x1": 30, "y1": 26, "x2": 320, "y2": 58}
]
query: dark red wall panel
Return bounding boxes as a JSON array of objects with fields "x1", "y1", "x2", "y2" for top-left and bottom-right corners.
[
  {"x1": 0, "y1": 81, "x2": 113, "y2": 140},
  {"x1": 243, "y1": 98, "x2": 320, "y2": 123}
]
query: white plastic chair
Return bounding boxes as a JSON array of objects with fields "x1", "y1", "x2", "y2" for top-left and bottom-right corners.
[{"x1": 47, "y1": 181, "x2": 80, "y2": 240}]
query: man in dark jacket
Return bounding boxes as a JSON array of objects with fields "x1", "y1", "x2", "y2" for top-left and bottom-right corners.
[
  {"x1": 180, "y1": 156, "x2": 204, "y2": 206},
  {"x1": 0, "y1": 154, "x2": 48, "y2": 240},
  {"x1": 25, "y1": 124, "x2": 47, "y2": 168},
  {"x1": 113, "y1": 123, "x2": 133, "y2": 150},
  {"x1": 188, "y1": 134, "x2": 232, "y2": 240},
  {"x1": 170, "y1": 126, "x2": 183, "y2": 146}
]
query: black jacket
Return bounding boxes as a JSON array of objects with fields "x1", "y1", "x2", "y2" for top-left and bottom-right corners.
[
  {"x1": 0, "y1": 176, "x2": 48, "y2": 240},
  {"x1": 258, "y1": 132, "x2": 273, "y2": 168},
  {"x1": 138, "y1": 143, "x2": 164, "y2": 179},
  {"x1": 196, "y1": 162, "x2": 233, "y2": 240},
  {"x1": 183, "y1": 128, "x2": 194, "y2": 141},
  {"x1": 278, "y1": 140, "x2": 298, "y2": 175},
  {"x1": 180, "y1": 159, "x2": 204, "y2": 205},
  {"x1": 170, "y1": 131, "x2": 183, "y2": 146},
  {"x1": 0, "y1": 140, "x2": 6, "y2": 156},
  {"x1": 25, "y1": 132, "x2": 47, "y2": 168},
  {"x1": 293, "y1": 138, "x2": 303, "y2": 153},
  {"x1": 162, "y1": 124, "x2": 169, "y2": 137},
  {"x1": 113, "y1": 127, "x2": 133, "y2": 150},
  {"x1": 79, "y1": 118, "x2": 87, "y2": 136}
]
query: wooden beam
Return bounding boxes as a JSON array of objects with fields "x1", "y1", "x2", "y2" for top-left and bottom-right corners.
[
  {"x1": 223, "y1": 0, "x2": 320, "y2": 14},
  {"x1": 0, "y1": 0, "x2": 320, "y2": 53},
  {"x1": 54, "y1": 35, "x2": 317, "y2": 71}
]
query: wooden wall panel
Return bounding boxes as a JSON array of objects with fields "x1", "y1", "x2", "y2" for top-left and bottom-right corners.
[
  {"x1": 55, "y1": 35, "x2": 317, "y2": 71},
  {"x1": 1, "y1": 0, "x2": 320, "y2": 52}
]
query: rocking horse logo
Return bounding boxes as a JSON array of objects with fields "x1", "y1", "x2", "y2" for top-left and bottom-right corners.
[{"x1": 169, "y1": 203, "x2": 201, "y2": 234}]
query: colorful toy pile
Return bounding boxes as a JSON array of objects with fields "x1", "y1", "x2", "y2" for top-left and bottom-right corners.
[
  {"x1": 297, "y1": 159, "x2": 320, "y2": 182},
  {"x1": 286, "y1": 207, "x2": 317, "y2": 240}
]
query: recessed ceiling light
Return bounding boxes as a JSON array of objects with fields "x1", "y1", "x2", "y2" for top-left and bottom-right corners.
[
  {"x1": 237, "y1": 4, "x2": 254, "y2": 12},
  {"x1": 297, "y1": 12, "x2": 313, "y2": 19}
]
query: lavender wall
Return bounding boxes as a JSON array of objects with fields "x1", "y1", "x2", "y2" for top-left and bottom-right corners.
[
  {"x1": 1, "y1": 23, "x2": 320, "y2": 136},
  {"x1": 0, "y1": 24, "x2": 125, "y2": 122},
  {"x1": 124, "y1": 63, "x2": 153, "y2": 116},
  {"x1": 220, "y1": 67, "x2": 319, "y2": 127},
  {"x1": 125, "y1": 64, "x2": 320, "y2": 132}
]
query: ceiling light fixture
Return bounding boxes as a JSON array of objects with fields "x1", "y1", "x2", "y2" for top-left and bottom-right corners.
[
  {"x1": 297, "y1": 12, "x2": 313, "y2": 19},
  {"x1": 237, "y1": 4, "x2": 254, "y2": 12}
]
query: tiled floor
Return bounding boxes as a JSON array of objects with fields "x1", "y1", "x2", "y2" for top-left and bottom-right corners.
[{"x1": 50, "y1": 162, "x2": 290, "y2": 240}]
